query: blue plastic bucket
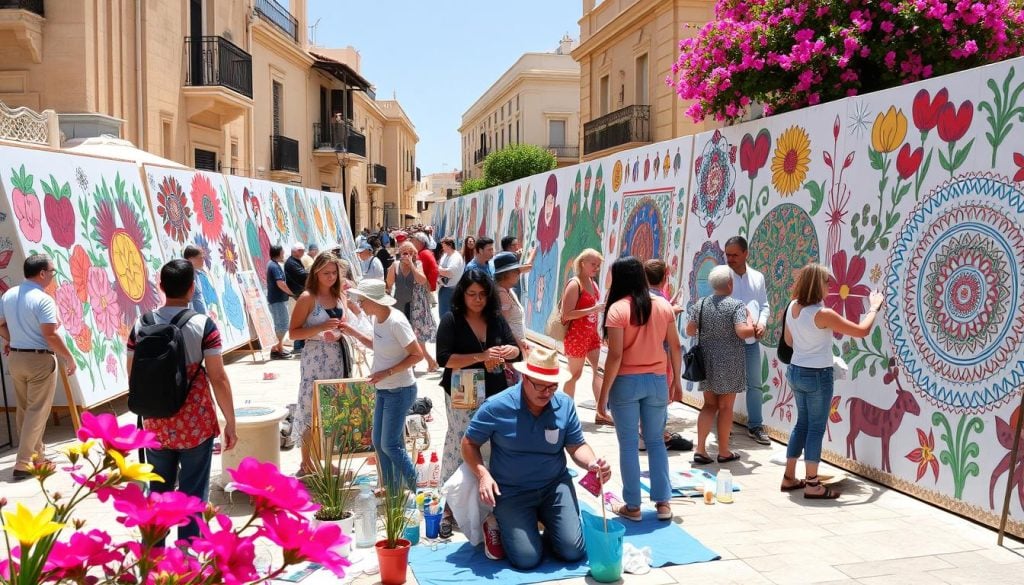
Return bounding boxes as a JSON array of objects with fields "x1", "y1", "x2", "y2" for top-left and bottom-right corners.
[{"x1": 581, "y1": 510, "x2": 625, "y2": 582}]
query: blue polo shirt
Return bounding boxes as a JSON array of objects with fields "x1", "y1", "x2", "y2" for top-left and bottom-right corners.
[
  {"x1": 0, "y1": 281, "x2": 58, "y2": 350},
  {"x1": 465, "y1": 258, "x2": 493, "y2": 278},
  {"x1": 466, "y1": 382, "x2": 585, "y2": 496}
]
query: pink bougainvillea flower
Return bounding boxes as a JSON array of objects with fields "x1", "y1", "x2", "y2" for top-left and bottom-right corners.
[
  {"x1": 826, "y1": 251, "x2": 871, "y2": 338},
  {"x1": 906, "y1": 428, "x2": 939, "y2": 482},
  {"x1": 55, "y1": 281, "x2": 85, "y2": 336},
  {"x1": 87, "y1": 267, "x2": 121, "y2": 339},
  {"x1": 260, "y1": 510, "x2": 351, "y2": 577},
  {"x1": 227, "y1": 457, "x2": 318, "y2": 516},
  {"x1": 77, "y1": 412, "x2": 160, "y2": 453},
  {"x1": 44, "y1": 529, "x2": 124, "y2": 581},
  {"x1": 113, "y1": 483, "x2": 206, "y2": 539},
  {"x1": 193, "y1": 514, "x2": 259, "y2": 585}
]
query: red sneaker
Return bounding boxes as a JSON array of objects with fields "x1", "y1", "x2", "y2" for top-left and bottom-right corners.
[{"x1": 482, "y1": 514, "x2": 505, "y2": 561}]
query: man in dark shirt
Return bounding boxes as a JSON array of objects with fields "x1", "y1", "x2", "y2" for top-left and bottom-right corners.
[
  {"x1": 284, "y1": 243, "x2": 307, "y2": 354},
  {"x1": 266, "y1": 244, "x2": 292, "y2": 359},
  {"x1": 370, "y1": 235, "x2": 394, "y2": 274}
]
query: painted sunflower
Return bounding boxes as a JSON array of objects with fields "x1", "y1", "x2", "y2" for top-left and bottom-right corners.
[
  {"x1": 771, "y1": 126, "x2": 811, "y2": 197},
  {"x1": 190, "y1": 173, "x2": 224, "y2": 242},
  {"x1": 155, "y1": 176, "x2": 192, "y2": 243}
]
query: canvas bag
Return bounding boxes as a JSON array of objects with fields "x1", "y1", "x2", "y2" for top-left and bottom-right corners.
[{"x1": 547, "y1": 278, "x2": 582, "y2": 341}]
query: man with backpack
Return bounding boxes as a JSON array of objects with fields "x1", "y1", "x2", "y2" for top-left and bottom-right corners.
[{"x1": 127, "y1": 259, "x2": 237, "y2": 543}]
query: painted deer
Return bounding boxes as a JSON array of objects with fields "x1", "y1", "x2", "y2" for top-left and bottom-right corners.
[{"x1": 846, "y1": 387, "x2": 921, "y2": 472}]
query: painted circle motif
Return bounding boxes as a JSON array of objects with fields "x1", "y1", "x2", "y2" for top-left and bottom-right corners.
[
  {"x1": 621, "y1": 198, "x2": 664, "y2": 261},
  {"x1": 612, "y1": 160, "x2": 623, "y2": 192},
  {"x1": 692, "y1": 131, "x2": 737, "y2": 237},
  {"x1": 675, "y1": 188, "x2": 686, "y2": 224},
  {"x1": 749, "y1": 203, "x2": 820, "y2": 347},
  {"x1": 886, "y1": 175, "x2": 1024, "y2": 413},
  {"x1": 687, "y1": 240, "x2": 725, "y2": 310},
  {"x1": 611, "y1": 202, "x2": 619, "y2": 225},
  {"x1": 111, "y1": 231, "x2": 147, "y2": 302}
]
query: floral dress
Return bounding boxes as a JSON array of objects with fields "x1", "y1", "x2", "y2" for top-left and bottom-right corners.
[
  {"x1": 686, "y1": 295, "x2": 747, "y2": 395},
  {"x1": 292, "y1": 300, "x2": 352, "y2": 440},
  {"x1": 563, "y1": 279, "x2": 602, "y2": 358}
]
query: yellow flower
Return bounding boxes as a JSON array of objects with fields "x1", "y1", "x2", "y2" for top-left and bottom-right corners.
[
  {"x1": 771, "y1": 126, "x2": 812, "y2": 196},
  {"x1": 2, "y1": 503, "x2": 64, "y2": 546},
  {"x1": 871, "y1": 106, "x2": 908, "y2": 154},
  {"x1": 64, "y1": 439, "x2": 96, "y2": 464},
  {"x1": 108, "y1": 449, "x2": 163, "y2": 483}
]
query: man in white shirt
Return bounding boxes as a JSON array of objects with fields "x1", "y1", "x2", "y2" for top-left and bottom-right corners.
[
  {"x1": 356, "y1": 242, "x2": 385, "y2": 280},
  {"x1": 726, "y1": 236, "x2": 772, "y2": 446}
]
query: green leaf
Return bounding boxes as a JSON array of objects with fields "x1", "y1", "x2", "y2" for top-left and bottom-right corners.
[
  {"x1": 851, "y1": 358, "x2": 866, "y2": 379},
  {"x1": 937, "y1": 148, "x2": 951, "y2": 171},
  {"x1": 871, "y1": 326, "x2": 882, "y2": 351},
  {"x1": 760, "y1": 353, "x2": 769, "y2": 384},
  {"x1": 762, "y1": 392, "x2": 773, "y2": 404},
  {"x1": 894, "y1": 182, "x2": 911, "y2": 206},
  {"x1": 952, "y1": 138, "x2": 975, "y2": 169},
  {"x1": 832, "y1": 344, "x2": 840, "y2": 357},
  {"x1": 868, "y1": 148, "x2": 884, "y2": 171}
]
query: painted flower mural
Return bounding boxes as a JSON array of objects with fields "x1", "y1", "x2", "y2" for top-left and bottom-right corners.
[
  {"x1": 55, "y1": 282, "x2": 84, "y2": 337},
  {"x1": 271, "y1": 190, "x2": 290, "y2": 242},
  {"x1": 871, "y1": 106, "x2": 908, "y2": 154},
  {"x1": 10, "y1": 164, "x2": 43, "y2": 243},
  {"x1": 692, "y1": 130, "x2": 737, "y2": 236},
  {"x1": 155, "y1": 176, "x2": 192, "y2": 244},
  {"x1": 906, "y1": 428, "x2": 940, "y2": 482},
  {"x1": 41, "y1": 175, "x2": 76, "y2": 248},
  {"x1": 190, "y1": 174, "x2": 223, "y2": 242},
  {"x1": 88, "y1": 266, "x2": 121, "y2": 339},
  {"x1": 826, "y1": 250, "x2": 871, "y2": 337},
  {"x1": 771, "y1": 126, "x2": 811, "y2": 196}
]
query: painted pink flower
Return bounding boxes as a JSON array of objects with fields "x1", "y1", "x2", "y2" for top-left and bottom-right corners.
[
  {"x1": 44, "y1": 529, "x2": 124, "y2": 581},
  {"x1": 193, "y1": 514, "x2": 259, "y2": 585},
  {"x1": 55, "y1": 282, "x2": 85, "y2": 336},
  {"x1": 87, "y1": 267, "x2": 121, "y2": 339},
  {"x1": 259, "y1": 510, "x2": 351, "y2": 578},
  {"x1": 228, "y1": 457, "x2": 317, "y2": 516},
  {"x1": 826, "y1": 250, "x2": 871, "y2": 337},
  {"x1": 112, "y1": 483, "x2": 206, "y2": 540},
  {"x1": 77, "y1": 412, "x2": 160, "y2": 453},
  {"x1": 105, "y1": 354, "x2": 118, "y2": 379}
]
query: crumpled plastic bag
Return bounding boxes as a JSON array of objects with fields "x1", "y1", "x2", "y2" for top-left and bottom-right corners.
[
  {"x1": 622, "y1": 543, "x2": 653, "y2": 575},
  {"x1": 441, "y1": 463, "x2": 493, "y2": 546}
]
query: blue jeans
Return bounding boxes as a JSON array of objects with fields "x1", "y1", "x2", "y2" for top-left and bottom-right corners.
[
  {"x1": 437, "y1": 286, "x2": 455, "y2": 319},
  {"x1": 147, "y1": 436, "x2": 215, "y2": 543},
  {"x1": 608, "y1": 373, "x2": 670, "y2": 506},
  {"x1": 493, "y1": 473, "x2": 585, "y2": 570},
  {"x1": 373, "y1": 384, "x2": 419, "y2": 491},
  {"x1": 785, "y1": 365, "x2": 834, "y2": 463},
  {"x1": 744, "y1": 342, "x2": 764, "y2": 430}
]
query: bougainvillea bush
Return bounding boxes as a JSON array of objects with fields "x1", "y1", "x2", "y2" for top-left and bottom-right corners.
[
  {"x1": 669, "y1": 0, "x2": 1024, "y2": 121},
  {"x1": 0, "y1": 413, "x2": 349, "y2": 584}
]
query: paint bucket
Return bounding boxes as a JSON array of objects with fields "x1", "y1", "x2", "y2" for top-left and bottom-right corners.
[{"x1": 582, "y1": 510, "x2": 625, "y2": 583}]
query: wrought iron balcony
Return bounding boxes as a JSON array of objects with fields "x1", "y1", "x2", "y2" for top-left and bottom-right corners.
[
  {"x1": 0, "y1": 0, "x2": 42, "y2": 15},
  {"x1": 255, "y1": 0, "x2": 298, "y2": 41},
  {"x1": 313, "y1": 121, "x2": 366, "y2": 158},
  {"x1": 548, "y1": 145, "x2": 580, "y2": 159},
  {"x1": 368, "y1": 164, "x2": 387, "y2": 186},
  {"x1": 583, "y1": 104, "x2": 650, "y2": 155},
  {"x1": 271, "y1": 134, "x2": 299, "y2": 173},
  {"x1": 184, "y1": 36, "x2": 253, "y2": 99},
  {"x1": 473, "y1": 146, "x2": 489, "y2": 165}
]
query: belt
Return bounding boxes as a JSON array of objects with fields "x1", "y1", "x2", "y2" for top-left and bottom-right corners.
[{"x1": 10, "y1": 348, "x2": 54, "y2": 354}]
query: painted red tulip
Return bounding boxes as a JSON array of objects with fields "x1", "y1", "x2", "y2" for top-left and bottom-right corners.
[
  {"x1": 936, "y1": 100, "x2": 973, "y2": 143},
  {"x1": 896, "y1": 143, "x2": 924, "y2": 180},
  {"x1": 739, "y1": 128, "x2": 771, "y2": 179},
  {"x1": 912, "y1": 88, "x2": 948, "y2": 133}
]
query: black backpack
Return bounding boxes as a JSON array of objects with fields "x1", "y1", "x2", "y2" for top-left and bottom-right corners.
[{"x1": 128, "y1": 309, "x2": 204, "y2": 418}]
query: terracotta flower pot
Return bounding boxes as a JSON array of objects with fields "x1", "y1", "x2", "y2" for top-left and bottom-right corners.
[{"x1": 375, "y1": 538, "x2": 411, "y2": 585}]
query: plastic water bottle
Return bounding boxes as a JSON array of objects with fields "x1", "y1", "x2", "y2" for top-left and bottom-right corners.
[
  {"x1": 427, "y1": 452, "x2": 441, "y2": 487},
  {"x1": 416, "y1": 452, "x2": 429, "y2": 488},
  {"x1": 716, "y1": 469, "x2": 734, "y2": 504},
  {"x1": 354, "y1": 485, "x2": 377, "y2": 547}
]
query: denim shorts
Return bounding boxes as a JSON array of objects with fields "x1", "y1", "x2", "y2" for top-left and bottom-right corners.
[{"x1": 269, "y1": 301, "x2": 289, "y2": 335}]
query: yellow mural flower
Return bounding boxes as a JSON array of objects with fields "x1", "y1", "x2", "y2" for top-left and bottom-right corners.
[
  {"x1": 871, "y1": 106, "x2": 908, "y2": 153},
  {"x1": 111, "y1": 232, "x2": 147, "y2": 302},
  {"x1": 771, "y1": 126, "x2": 812, "y2": 196},
  {"x1": 2, "y1": 503, "x2": 64, "y2": 546},
  {"x1": 108, "y1": 449, "x2": 164, "y2": 484}
]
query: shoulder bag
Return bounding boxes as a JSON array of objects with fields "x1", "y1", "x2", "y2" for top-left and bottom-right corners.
[
  {"x1": 777, "y1": 300, "x2": 793, "y2": 365},
  {"x1": 681, "y1": 298, "x2": 707, "y2": 382}
]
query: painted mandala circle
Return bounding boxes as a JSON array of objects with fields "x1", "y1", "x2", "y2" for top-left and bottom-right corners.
[
  {"x1": 886, "y1": 174, "x2": 1024, "y2": 413},
  {"x1": 692, "y1": 131, "x2": 736, "y2": 237},
  {"x1": 621, "y1": 198, "x2": 664, "y2": 261},
  {"x1": 687, "y1": 240, "x2": 724, "y2": 309},
  {"x1": 612, "y1": 160, "x2": 623, "y2": 192},
  {"x1": 749, "y1": 203, "x2": 820, "y2": 347}
]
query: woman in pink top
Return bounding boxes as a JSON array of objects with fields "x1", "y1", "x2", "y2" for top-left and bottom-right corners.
[{"x1": 598, "y1": 257, "x2": 682, "y2": 522}]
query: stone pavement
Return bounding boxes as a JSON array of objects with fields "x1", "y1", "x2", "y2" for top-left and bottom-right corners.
[{"x1": 2, "y1": 340, "x2": 1023, "y2": 584}]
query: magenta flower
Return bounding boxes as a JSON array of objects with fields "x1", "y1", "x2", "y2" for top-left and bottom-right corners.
[
  {"x1": 77, "y1": 411, "x2": 160, "y2": 453},
  {"x1": 44, "y1": 529, "x2": 124, "y2": 581},
  {"x1": 133, "y1": 542, "x2": 210, "y2": 583},
  {"x1": 112, "y1": 483, "x2": 206, "y2": 540},
  {"x1": 260, "y1": 510, "x2": 351, "y2": 577},
  {"x1": 228, "y1": 457, "x2": 318, "y2": 516},
  {"x1": 193, "y1": 514, "x2": 259, "y2": 585}
]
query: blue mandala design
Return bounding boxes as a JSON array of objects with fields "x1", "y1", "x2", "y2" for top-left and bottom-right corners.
[
  {"x1": 621, "y1": 196, "x2": 666, "y2": 262},
  {"x1": 886, "y1": 174, "x2": 1024, "y2": 413},
  {"x1": 222, "y1": 273, "x2": 245, "y2": 331},
  {"x1": 687, "y1": 240, "x2": 725, "y2": 309},
  {"x1": 691, "y1": 130, "x2": 737, "y2": 237}
]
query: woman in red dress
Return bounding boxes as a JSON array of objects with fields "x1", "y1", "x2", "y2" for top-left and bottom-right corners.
[{"x1": 560, "y1": 248, "x2": 608, "y2": 423}]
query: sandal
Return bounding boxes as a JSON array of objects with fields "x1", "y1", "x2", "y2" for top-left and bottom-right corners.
[
  {"x1": 655, "y1": 502, "x2": 673, "y2": 521},
  {"x1": 594, "y1": 414, "x2": 615, "y2": 426},
  {"x1": 780, "y1": 475, "x2": 806, "y2": 492},
  {"x1": 803, "y1": 476, "x2": 840, "y2": 500},
  {"x1": 612, "y1": 503, "x2": 643, "y2": 522},
  {"x1": 717, "y1": 453, "x2": 741, "y2": 463},
  {"x1": 692, "y1": 452, "x2": 714, "y2": 465}
]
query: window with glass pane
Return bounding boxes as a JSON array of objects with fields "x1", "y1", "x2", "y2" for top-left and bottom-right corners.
[{"x1": 549, "y1": 120, "x2": 566, "y2": 146}]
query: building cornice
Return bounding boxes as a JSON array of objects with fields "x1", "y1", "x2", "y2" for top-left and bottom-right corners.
[
  {"x1": 459, "y1": 71, "x2": 580, "y2": 133},
  {"x1": 461, "y1": 53, "x2": 579, "y2": 123},
  {"x1": 573, "y1": 0, "x2": 704, "y2": 59},
  {"x1": 253, "y1": 21, "x2": 314, "y2": 69}
]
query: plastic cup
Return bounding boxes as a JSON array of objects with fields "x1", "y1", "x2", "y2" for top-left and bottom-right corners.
[{"x1": 424, "y1": 511, "x2": 443, "y2": 539}]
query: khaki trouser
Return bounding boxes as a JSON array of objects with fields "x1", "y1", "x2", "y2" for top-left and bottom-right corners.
[{"x1": 10, "y1": 351, "x2": 57, "y2": 470}]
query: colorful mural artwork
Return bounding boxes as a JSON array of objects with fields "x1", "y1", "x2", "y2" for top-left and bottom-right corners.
[
  {"x1": 144, "y1": 167, "x2": 249, "y2": 351},
  {"x1": 431, "y1": 58, "x2": 1024, "y2": 536},
  {"x1": 225, "y1": 176, "x2": 293, "y2": 292},
  {"x1": 559, "y1": 165, "x2": 606, "y2": 288}
]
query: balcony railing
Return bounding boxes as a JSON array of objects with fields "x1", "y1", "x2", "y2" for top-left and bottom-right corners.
[
  {"x1": 583, "y1": 105, "x2": 650, "y2": 155},
  {"x1": 548, "y1": 145, "x2": 580, "y2": 159},
  {"x1": 368, "y1": 164, "x2": 387, "y2": 186},
  {"x1": 184, "y1": 36, "x2": 253, "y2": 99},
  {"x1": 255, "y1": 0, "x2": 298, "y2": 41},
  {"x1": 473, "y1": 146, "x2": 489, "y2": 165},
  {"x1": 313, "y1": 121, "x2": 366, "y2": 158},
  {"x1": 270, "y1": 134, "x2": 299, "y2": 173},
  {"x1": 0, "y1": 0, "x2": 43, "y2": 16}
]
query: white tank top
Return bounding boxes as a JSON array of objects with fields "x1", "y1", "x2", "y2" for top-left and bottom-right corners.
[{"x1": 787, "y1": 301, "x2": 834, "y2": 369}]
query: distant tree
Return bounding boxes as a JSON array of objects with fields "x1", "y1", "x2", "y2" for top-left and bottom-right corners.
[
  {"x1": 483, "y1": 144, "x2": 557, "y2": 187},
  {"x1": 460, "y1": 177, "x2": 487, "y2": 195}
]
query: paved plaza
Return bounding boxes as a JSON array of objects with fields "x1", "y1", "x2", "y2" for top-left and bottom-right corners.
[{"x1": 2, "y1": 340, "x2": 1023, "y2": 585}]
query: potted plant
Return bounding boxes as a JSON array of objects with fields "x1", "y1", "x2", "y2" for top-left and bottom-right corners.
[
  {"x1": 375, "y1": 479, "x2": 413, "y2": 585},
  {"x1": 304, "y1": 424, "x2": 364, "y2": 556}
]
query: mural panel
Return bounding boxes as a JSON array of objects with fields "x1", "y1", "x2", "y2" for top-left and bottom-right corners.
[{"x1": 225, "y1": 176, "x2": 294, "y2": 292}]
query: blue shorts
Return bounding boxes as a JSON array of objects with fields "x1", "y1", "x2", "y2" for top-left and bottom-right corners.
[{"x1": 269, "y1": 301, "x2": 289, "y2": 335}]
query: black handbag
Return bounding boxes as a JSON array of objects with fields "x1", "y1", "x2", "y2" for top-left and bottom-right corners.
[
  {"x1": 682, "y1": 299, "x2": 707, "y2": 382},
  {"x1": 777, "y1": 301, "x2": 793, "y2": 365}
]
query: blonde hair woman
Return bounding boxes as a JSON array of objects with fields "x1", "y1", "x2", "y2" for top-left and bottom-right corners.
[
  {"x1": 560, "y1": 249, "x2": 605, "y2": 413},
  {"x1": 387, "y1": 241, "x2": 439, "y2": 370},
  {"x1": 782, "y1": 263, "x2": 883, "y2": 499}
]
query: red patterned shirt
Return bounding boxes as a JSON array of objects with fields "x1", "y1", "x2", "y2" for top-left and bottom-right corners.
[{"x1": 127, "y1": 307, "x2": 223, "y2": 450}]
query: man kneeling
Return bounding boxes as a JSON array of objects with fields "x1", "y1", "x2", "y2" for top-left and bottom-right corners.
[{"x1": 462, "y1": 348, "x2": 611, "y2": 570}]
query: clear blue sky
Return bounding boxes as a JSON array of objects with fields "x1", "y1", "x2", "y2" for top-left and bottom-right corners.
[{"x1": 308, "y1": 0, "x2": 582, "y2": 176}]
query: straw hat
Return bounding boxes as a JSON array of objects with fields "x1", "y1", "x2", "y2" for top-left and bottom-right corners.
[
  {"x1": 347, "y1": 279, "x2": 396, "y2": 306},
  {"x1": 513, "y1": 347, "x2": 571, "y2": 384}
]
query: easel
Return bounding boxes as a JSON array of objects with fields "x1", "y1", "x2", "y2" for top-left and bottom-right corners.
[
  {"x1": 0, "y1": 356, "x2": 13, "y2": 450},
  {"x1": 226, "y1": 336, "x2": 264, "y2": 364},
  {"x1": 997, "y1": 387, "x2": 1024, "y2": 546}
]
